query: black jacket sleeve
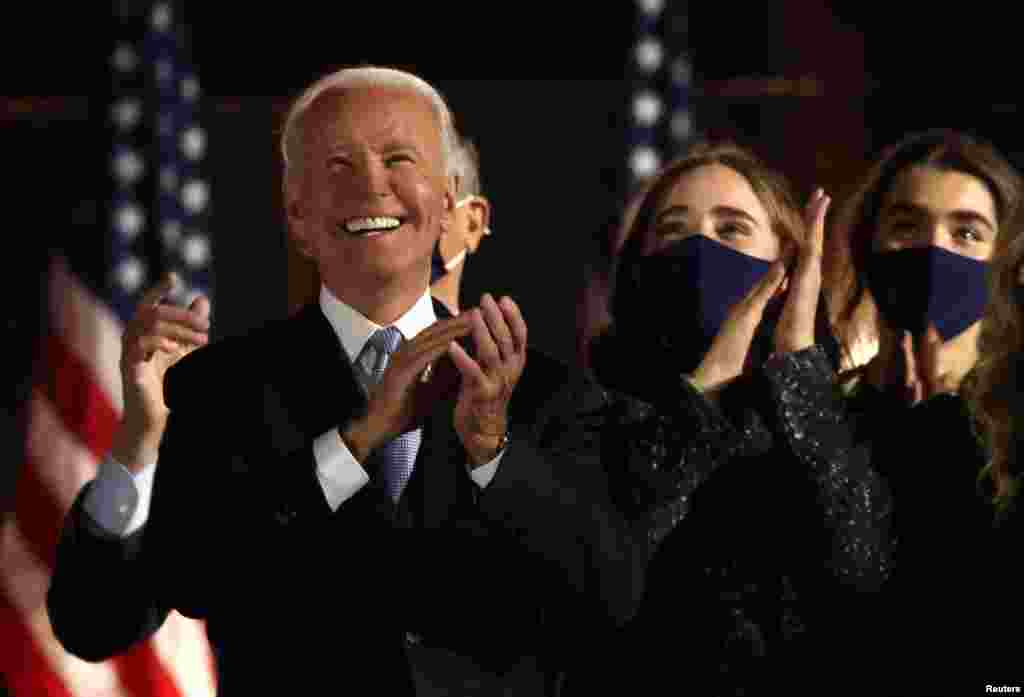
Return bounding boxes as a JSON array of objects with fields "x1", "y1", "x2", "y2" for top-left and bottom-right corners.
[
  {"x1": 760, "y1": 345, "x2": 893, "y2": 591},
  {"x1": 476, "y1": 377, "x2": 650, "y2": 629},
  {"x1": 47, "y1": 486, "x2": 170, "y2": 662}
]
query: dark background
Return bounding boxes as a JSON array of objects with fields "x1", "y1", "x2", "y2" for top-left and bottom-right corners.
[{"x1": 3, "y1": 1, "x2": 1024, "y2": 515}]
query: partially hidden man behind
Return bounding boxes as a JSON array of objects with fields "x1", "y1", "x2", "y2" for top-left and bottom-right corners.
[
  {"x1": 417, "y1": 133, "x2": 578, "y2": 694},
  {"x1": 47, "y1": 67, "x2": 645, "y2": 695},
  {"x1": 429, "y1": 134, "x2": 491, "y2": 316}
]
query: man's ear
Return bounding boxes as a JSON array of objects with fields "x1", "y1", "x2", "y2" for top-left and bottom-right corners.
[
  {"x1": 464, "y1": 196, "x2": 492, "y2": 253},
  {"x1": 285, "y1": 181, "x2": 314, "y2": 258},
  {"x1": 439, "y1": 180, "x2": 457, "y2": 235}
]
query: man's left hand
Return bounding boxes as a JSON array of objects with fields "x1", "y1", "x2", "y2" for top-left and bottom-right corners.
[{"x1": 449, "y1": 294, "x2": 527, "y2": 466}]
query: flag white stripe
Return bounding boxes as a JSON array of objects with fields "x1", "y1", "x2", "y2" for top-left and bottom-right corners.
[
  {"x1": 151, "y1": 614, "x2": 217, "y2": 697},
  {"x1": 12, "y1": 394, "x2": 219, "y2": 696}
]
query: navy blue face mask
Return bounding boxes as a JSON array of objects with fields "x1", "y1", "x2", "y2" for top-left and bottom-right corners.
[
  {"x1": 613, "y1": 235, "x2": 774, "y2": 372},
  {"x1": 431, "y1": 196, "x2": 481, "y2": 283},
  {"x1": 865, "y1": 246, "x2": 989, "y2": 341},
  {"x1": 430, "y1": 242, "x2": 447, "y2": 284},
  {"x1": 430, "y1": 242, "x2": 467, "y2": 284}
]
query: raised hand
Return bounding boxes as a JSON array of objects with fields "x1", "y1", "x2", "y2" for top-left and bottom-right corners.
[
  {"x1": 114, "y1": 272, "x2": 211, "y2": 471},
  {"x1": 774, "y1": 188, "x2": 831, "y2": 355},
  {"x1": 900, "y1": 325, "x2": 962, "y2": 405},
  {"x1": 342, "y1": 314, "x2": 475, "y2": 463},
  {"x1": 449, "y1": 294, "x2": 528, "y2": 466},
  {"x1": 689, "y1": 257, "x2": 788, "y2": 396}
]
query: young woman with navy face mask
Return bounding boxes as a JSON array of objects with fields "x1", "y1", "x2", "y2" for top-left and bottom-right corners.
[
  {"x1": 829, "y1": 130, "x2": 1018, "y2": 401},
  {"x1": 571, "y1": 143, "x2": 892, "y2": 697},
  {"x1": 826, "y1": 130, "x2": 1023, "y2": 693}
]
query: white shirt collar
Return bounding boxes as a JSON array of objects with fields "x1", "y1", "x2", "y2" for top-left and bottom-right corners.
[{"x1": 319, "y1": 285, "x2": 437, "y2": 363}]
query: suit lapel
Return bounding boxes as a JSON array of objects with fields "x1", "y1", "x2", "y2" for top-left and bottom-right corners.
[{"x1": 262, "y1": 303, "x2": 366, "y2": 456}]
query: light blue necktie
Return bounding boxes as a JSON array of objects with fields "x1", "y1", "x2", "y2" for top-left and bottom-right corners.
[{"x1": 361, "y1": 327, "x2": 421, "y2": 502}]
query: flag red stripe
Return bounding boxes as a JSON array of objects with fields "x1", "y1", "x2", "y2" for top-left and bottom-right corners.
[
  {"x1": 14, "y1": 330, "x2": 119, "y2": 577},
  {"x1": 12, "y1": 460, "x2": 187, "y2": 697},
  {"x1": 12, "y1": 454, "x2": 65, "y2": 570},
  {"x1": 44, "y1": 332, "x2": 120, "y2": 462},
  {"x1": 13, "y1": 330, "x2": 190, "y2": 696},
  {"x1": 113, "y1": 643, "x2": 187, "y2": 697},
  {"x1": 0, "y1": 598, "x2": 77, "y2": 697},
  {"x1": 49, "y1": 258, "x2": 125, "y2": 410}
]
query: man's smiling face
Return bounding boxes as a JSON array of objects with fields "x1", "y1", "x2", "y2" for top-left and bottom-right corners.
[{"x1": 288, "y1": 86, "x2": 454, "y2": 290}]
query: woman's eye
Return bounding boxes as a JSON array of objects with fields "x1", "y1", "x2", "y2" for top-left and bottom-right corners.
[
  {"x1": 717, "y1": 222, "x2": 746, "y2": 239},
  {"x1": 953, "y1": 226, "x2": 982, "y2": 243},
  {"x1": 654, "y1": 222, "x2": 691, "y2": 239}
]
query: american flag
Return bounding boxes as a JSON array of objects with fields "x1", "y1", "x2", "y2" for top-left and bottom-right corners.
[
  {"x1": 0, "y1": 2, "x2": 217, "y2": 695},
  {"x1": 627, "y1": 0, "x2": 694, "y2": 189}
]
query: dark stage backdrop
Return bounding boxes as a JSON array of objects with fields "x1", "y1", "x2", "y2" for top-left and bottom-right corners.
[
  {"x1": 445, "y1": 79, "x2": 625, "y2": 362},
  {"x1": 6, "y1": 0, "x2": 1024, "y2": 517}
]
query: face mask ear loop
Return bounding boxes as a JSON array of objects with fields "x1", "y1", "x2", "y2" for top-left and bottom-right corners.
[{"x1": 444, "y1": 249, "x2": 467, "y2": 272}]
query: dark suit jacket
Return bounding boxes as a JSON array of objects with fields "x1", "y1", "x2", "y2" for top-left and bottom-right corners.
[{"x1": 48, "y1": 299, "x2": 645, "y2": 696}]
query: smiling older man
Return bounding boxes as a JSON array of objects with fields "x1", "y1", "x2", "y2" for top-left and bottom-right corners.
[{"x1": 47, "y1": 66, "x2": 645, "y2": 696}]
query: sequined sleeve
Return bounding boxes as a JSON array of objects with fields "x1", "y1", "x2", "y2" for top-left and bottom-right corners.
[
  {"x1": 760, "y1": 345, "x2": 893, "y2": 590},
  {"x1": 608, "y1": 373, "x2": 773, "y2": 549}
]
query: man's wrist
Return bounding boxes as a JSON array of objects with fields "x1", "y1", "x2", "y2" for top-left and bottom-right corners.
[
  {"x1": 466, "y1": 429, "x2": 509, "y2": 468},
  {"x1": 341, "y1": 417, "x2": 373, "y2": 464},
  {"x1": 341, "y1": 411, "x2": 391, "y2": 464},
  {"x1": 111, "y1": 420, "x2": 165, "y2": 474}
]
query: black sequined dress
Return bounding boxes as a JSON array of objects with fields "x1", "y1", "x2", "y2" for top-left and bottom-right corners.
[{"x1": 570, "y1": 337, "x2": 893, "y2": 696}]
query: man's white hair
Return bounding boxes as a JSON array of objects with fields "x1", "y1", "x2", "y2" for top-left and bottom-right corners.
[
  {"x1": 452, "y1": 136, "x2": 482, "y2": 199},
  {"x1": 280, "y1": 66, "x2": 458, "y2": 185}
]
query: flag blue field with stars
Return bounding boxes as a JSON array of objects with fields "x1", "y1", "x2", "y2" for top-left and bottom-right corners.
[
  {"x1": 0, "y1": 4, "x2": 219, "y2": 695},
  {"x1": 627, "y1": 0, "x2": 694, "y2": 191},
  {"x1": 108, "y1": 0, "x2": 211, "y2": 323}
]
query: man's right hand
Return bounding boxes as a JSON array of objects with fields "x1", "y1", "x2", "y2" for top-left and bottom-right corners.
[
  {"x1": 342, "y1": 314, "x2": 474, "y2": 463},
  {"x1": 113, "y1": 272, "x2": 211, "y2": 472}
]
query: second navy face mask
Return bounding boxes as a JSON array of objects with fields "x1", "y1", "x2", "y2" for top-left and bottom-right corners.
[
  {"x1": 430, "y1": 195, "x2": 481, "y2": 284},
  {"x1": 866, "y1": 245, "x2": 989, "y2": 341},
  {"x1": 430, "y1": 243, "x2": 465, "y2": 284}
]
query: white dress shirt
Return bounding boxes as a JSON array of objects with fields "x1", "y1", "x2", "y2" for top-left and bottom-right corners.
[{"x1": 83, "y1": 286, "x2": 503, "y2": 537}]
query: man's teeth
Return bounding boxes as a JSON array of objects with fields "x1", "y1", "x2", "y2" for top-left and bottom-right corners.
[{"x1": 345, "y1": 217, "x2": 402, "y2": 235}]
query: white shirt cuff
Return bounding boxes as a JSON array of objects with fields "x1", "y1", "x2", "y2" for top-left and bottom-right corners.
[
  {"x1": 314, "y1": 428, "x2": 371, "y2": 511},
  {"x1": 469, "y1": 449, "x2": 504, "y2": 489},
  {"x1": 81, "y1": 457, "x2": 157, "y2": 537}
]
